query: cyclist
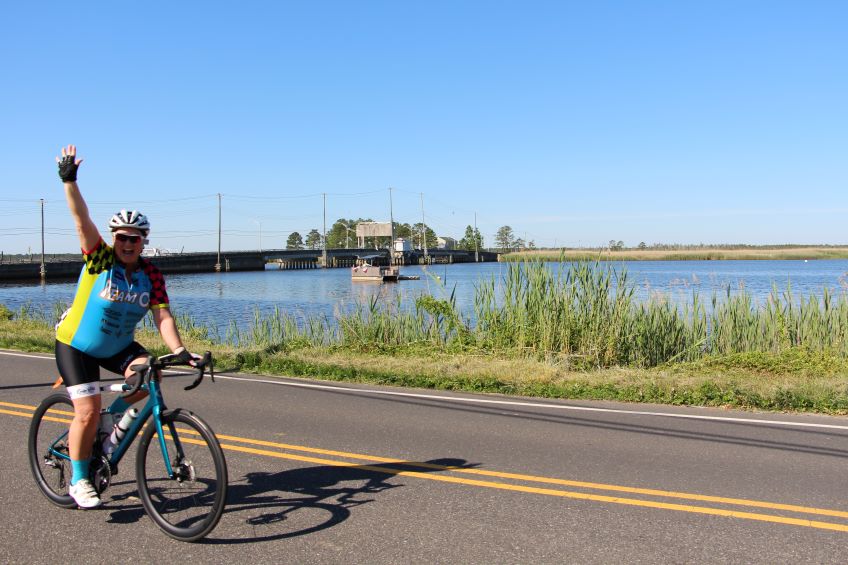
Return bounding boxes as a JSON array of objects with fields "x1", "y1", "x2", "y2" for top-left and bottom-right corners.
[{"x1": 54, "y1": 144, "x2": 199, "y2": 509}]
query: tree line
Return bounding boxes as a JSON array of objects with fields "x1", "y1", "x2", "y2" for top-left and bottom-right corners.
[
  {"x1": 285, "y1": 218, "x2": 484, "y2": 251},
  {"x1": 494, "y1": 225, "x2": 535, "y2": 251}
]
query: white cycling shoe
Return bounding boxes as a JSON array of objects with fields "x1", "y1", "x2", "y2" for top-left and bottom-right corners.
[{"x1": 69, "y1": 479, "x2": 102, "y2": 509}]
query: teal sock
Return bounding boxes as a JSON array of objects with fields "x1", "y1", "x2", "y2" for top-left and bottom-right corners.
[
  {"x1": 71, "y1": 459, "x2": 89, "y2": 486},
  {"x1": 109, "y1": 397, "x2": 131, "y2": 414}
]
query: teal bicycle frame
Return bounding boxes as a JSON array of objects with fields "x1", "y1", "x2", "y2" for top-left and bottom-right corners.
[
  {"x1": 110, "y1": 377, "x2": 176, "y2": 475},
  {"x1": 32, "y1": 349, "x2": 225, "y2": 542},
  {"x1": 48, "y1": 375, "x2": 176, "y2": 477}
]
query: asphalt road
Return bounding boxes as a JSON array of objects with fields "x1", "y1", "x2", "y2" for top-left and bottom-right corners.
[{"x1": 3, "y1": 349, "x2": 848, "y2": 563}]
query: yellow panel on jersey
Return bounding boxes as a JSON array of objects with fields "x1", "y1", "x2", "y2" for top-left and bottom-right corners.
[{"x1": 55, "y1": 239, "x2": 170, "y2": 357}]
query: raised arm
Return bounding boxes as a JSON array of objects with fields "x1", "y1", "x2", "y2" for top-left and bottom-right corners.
[{"x1": 57, "y1": 144, "x2": 101, "y2": 252}]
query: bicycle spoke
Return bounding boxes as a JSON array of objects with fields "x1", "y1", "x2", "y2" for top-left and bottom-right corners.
[
  {"x1": 28, "y1": 394, "x2": 76, "y2": 508},
  {"x1": 33, "y1": 352, "x2": 225, "y2": 540},
  {"x1": 137, "y1": 410, "x2": 227, "y2": 541}
]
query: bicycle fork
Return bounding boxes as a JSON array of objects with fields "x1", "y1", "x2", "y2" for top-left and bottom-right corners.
[{"x1": 147, "y1": 378, "x2": 187, "y2": 481}]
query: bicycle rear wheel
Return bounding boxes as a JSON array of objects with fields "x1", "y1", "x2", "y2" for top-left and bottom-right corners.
[
  {"x1": 136, "y1": 408, "x2": 228, "y2": 542},
  {"x1": 28, "y1": 393, "x2": 76, "y2": 508}
]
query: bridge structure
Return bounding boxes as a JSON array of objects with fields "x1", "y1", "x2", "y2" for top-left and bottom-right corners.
[
  {"x1": 261, "y1": 248, "x2": 499, "y2": 270},
  {"x1": 0, "y1": 248, "x2": 499, "y2": 281}
]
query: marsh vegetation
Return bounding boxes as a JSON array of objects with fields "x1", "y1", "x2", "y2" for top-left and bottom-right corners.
[{"x1": 5, "y1": 260, "x2": 848, "y2": 413}]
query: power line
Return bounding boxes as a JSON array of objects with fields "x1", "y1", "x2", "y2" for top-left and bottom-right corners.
[
  {"x1": 226, "y1": 193, "x2": 320, "y2": 201},
  {"x1": 85, "y1": 194, "x2": 218, "y2": 205},
  {"x1": 325, "y1": 189, "x2": 387, "y2": 198}
]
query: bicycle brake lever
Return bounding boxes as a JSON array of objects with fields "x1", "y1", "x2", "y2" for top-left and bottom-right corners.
[
  {"x1": 183, "y1": 352, "x2": 213, "y2": 390},
  {"x1": 122, "y1": 376, "x2": 143, "y2": 398},
  {"x1": 123, "y1": 357, "x2": 151, "y2": 398}
]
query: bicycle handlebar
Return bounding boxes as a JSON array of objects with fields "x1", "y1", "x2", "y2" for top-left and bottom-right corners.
[
  {"x1": 183, "y1": 351, "x2": 214, "y2": 391},
  {"x1": 122, "y1": 350, "x2": 214, "y2": 397}
]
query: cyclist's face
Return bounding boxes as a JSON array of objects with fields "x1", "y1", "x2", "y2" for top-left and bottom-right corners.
[{"x1": 112, "y1": 228, "x2": 144, "y2": 263}]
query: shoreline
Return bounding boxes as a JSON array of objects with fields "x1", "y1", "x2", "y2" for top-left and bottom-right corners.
[
  {"x1": 502, "y1": 247, "x2": 848, "y2": 262},
  {"x1": 3, "y1": 327, "x2": 847, "y2": 416}
]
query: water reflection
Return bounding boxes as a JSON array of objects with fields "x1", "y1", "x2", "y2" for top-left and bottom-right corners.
[{"x1": 3, "y1": 260, "x2": 848, "y2": 334}]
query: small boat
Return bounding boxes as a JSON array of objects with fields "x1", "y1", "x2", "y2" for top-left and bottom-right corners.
[{"x1": 352, "y1": 255, "x2": 399, "y2": 282}]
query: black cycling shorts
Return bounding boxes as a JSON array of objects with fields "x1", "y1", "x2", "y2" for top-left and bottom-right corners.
[{"x1": 55, "y1": 340, "x2": 149, "y2": 390}]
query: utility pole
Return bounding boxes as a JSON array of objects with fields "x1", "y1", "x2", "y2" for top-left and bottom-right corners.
[
  {"x1": 420, "y1": 192, "x2": 428, "y2": 263},
  {"x1": 342, "y1": 222, "x2": 351, "y2": 249},
  {"x1": 322, "y1": 192, "x2": 327, "y2": 267},
  {"x1": 39, "y1": 199, "x2": 46, "y2": 279},
  {"x1": 388, "y1": 187, "x2": 395, "y2": 264},
  {"x1": 474, "y1": 211, "x2": 479, "y2": 263},
  {"x1": 215, "y1": 193, "x2": 222, "y2": 272}
]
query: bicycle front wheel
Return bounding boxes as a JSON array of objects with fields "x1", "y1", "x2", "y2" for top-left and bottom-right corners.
[
  {"x1": 136, "y1": 408, "x2": 228, "y2": 542},
  {"x1": 28, "y1": 393, "x2": 76, "y2": 508}
]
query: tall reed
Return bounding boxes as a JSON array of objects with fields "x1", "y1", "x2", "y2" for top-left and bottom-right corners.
[{"x1": 9, "y1": 260, "x2": 848, "y2": 369}]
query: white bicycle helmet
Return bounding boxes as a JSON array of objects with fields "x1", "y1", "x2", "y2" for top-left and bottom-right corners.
[{"x1": 109, "y1": 209, "x2": 151, "y2": 235}]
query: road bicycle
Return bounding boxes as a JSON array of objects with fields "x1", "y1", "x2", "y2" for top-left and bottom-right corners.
[{"x1": 28, "y1": 351, "x2": 228, "y2": 542}]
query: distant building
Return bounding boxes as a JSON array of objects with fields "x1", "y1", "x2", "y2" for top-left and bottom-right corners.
[
  {"x1": 394, "y1": 238, "x2": 413, "y2": 252},
  {"x1": 436, "y1": 237, "x2": 456, "y2": 250},
  {"x1": 356, "y1": 222, "x2": 393, "y2": 248},
  {"x1": 141, "y1": 247, "x2": 176, "y2": 257}
]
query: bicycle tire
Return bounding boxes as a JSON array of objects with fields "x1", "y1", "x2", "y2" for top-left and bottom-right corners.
[
  {"x1": 136, "y1": 408, "x2": 228, "y2": 542},
  {"x1": 28, "y1": 393, "x2": 76, "y2": 508}
]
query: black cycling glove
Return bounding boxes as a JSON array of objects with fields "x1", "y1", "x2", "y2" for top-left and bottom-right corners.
[
  {"x1": 57, "y1": 155, "x2": 79, "y2": 182},
  {"x1": 174, "y1": 348, "x2": 193, "y2": 363}
]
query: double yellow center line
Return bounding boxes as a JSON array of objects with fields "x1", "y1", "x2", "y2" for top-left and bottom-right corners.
[{"x1": 5, "y1": 399, "x2": 848, "y2": 532}]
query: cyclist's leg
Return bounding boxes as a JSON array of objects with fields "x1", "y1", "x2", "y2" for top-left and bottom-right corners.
[
  {"x1": 100, "y1": 342, "x2": 152, "y2": 407},
  {"x1": 55, "y1": 341, "x2": 101, "y2": 483}
]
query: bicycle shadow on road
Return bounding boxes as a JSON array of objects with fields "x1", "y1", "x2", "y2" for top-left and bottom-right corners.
[
  {"x1": 206, "y1": 457, "x2": 478, "y2": 544},
  {"x1": 103, "y1": 457, "x2": 477, "y2": 544}
]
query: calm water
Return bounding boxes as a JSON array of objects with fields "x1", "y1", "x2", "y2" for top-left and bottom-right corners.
[{"x1": 2, "y1": 260, "x2": 848, "y2": 333}]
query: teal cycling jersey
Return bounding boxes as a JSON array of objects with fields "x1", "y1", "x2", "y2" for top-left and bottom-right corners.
[{"x1": 56, "y1": 239, "x2": 170, "y2": 357}]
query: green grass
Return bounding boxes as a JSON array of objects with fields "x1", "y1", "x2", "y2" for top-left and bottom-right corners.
[
  {"x1": 5, "y1": 259, "x2": 848, "y2": 414},
  {"x1": 4, "y1": 317, "x2": 848, "y2": 413}
]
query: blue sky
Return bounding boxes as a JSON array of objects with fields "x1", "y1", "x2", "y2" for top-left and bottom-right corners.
[{"x1": 1, "y1": 1, "x2": 846, "y2": 254}]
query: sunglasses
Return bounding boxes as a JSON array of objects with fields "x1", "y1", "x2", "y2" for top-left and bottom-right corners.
[{"x1": 115, "y1": 234, "x2": 142, "y2": 243}]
